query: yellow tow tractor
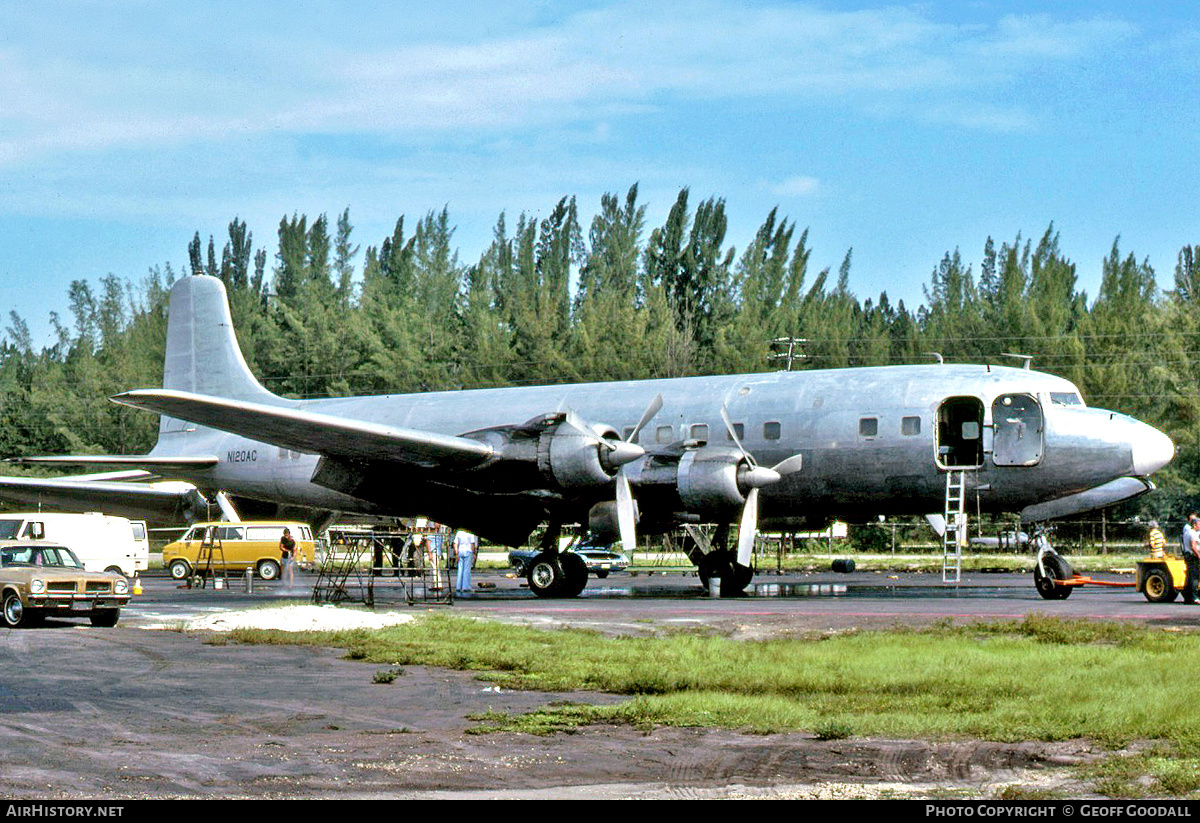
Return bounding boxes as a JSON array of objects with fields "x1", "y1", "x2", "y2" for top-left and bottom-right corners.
[{"x1": 1136, "y1": 548, "x2": 1195, "y2": 604}]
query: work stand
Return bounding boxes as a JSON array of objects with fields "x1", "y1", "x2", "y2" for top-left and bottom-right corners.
[{"x1": 311, "y1": 527, "x2": 453, "y2": 607}]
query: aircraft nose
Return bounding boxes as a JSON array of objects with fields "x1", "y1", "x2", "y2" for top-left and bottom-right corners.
[{"x1": 1132, "y1": 423, "x2": 1174, "y2": 476}]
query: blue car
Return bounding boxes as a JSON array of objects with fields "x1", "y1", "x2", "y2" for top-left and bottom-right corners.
[{"x1": 509, "y1": 546, "x2": 630, "y2": 579}]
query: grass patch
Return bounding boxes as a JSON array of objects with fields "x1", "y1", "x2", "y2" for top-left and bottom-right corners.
[
  {"x1": 226, "y1": 614, "x2": 1200, "y2": 794},
  {"x1": 227, "y1": 614, "x2": 1200, "y2": 742}
]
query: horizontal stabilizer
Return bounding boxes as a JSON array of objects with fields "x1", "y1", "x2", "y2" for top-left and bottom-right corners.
[
  {"x1": 111, "y1": 389, "x2": 496, "y2": 468},
  {"x1": 0, "y1": 475, "x2": 201, "y2": 523},
  {"x1": 12, "y1": 455, "x2": 218, "y2": 472}
]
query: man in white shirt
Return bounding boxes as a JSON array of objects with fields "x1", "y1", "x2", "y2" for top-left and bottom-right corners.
[{"x1": 453, "y1": 530, "x2": 478, "y2": 594}]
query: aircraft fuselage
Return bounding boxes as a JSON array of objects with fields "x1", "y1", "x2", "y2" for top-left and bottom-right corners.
[{"x1": 156, "y1": 362, "x2": 1171, "y2": 532}]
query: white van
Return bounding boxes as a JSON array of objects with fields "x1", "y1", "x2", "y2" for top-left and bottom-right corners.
[{"x1": 0, "y1": 512, "x2": 149, "y2": 577}]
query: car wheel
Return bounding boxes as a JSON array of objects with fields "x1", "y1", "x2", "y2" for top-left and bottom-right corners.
[
  {"x1": 2, "y1": 592, "x2": 29, "y2": 628},
  {"x1": 257, "y1": 559, "x2": 281, "y2": 581},
  {"x1": 104, "y1": 566, "x2": 125, "y2": 575},
  {"x1": 168, "y1": 559, "x2": 191, "y2": 580},
  {"x1": 596, "y1": 570, "x2": 609, "y2": 579},
  {"x1": 89, "y1": 610, "x2": 120, "y2": 628}
]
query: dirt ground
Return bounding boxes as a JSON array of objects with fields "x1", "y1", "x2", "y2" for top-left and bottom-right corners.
[{"x1": 0, "y1": 605, "x2": 1113, "y2": 800}]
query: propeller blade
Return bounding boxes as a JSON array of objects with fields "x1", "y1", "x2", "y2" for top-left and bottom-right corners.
[
  {"x1": 608, "y1": 393, "x2": 662, "y2": 551},
  {"x1": 628, "y1": 394, "x2": 663, "y2": 445},
  {"x1": 736, "y1": 487, "x2": 759, "y2": 567},
  {"x1": 720, "y1": 404, "x2": 753, "y2": 465},
  {"x1": 770, "y1": 454, "x2": 803, "y2": 476},
  {"x1": 615, "y1": 471, "x2": 638, "y2": 550},
  {"x1": 562, "y1": 409, "x2": 603, "y2": 444}
]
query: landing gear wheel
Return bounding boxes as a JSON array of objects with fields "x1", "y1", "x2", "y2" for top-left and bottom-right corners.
[
  {"x1": 559, "y1": 553, "x2": 588, "y2": 597},
  {"x1": 527, "y1": 553, "x2": 564, "y2": 598},
  {"x1": 723, "y1": 562, "x2": 754, "y2": 596},
  {"x1": 698, "y1": 551, "x2": 753, "y2": 597},
  {"x1": 1034, "y1": 553, "x2": 1074, "y2": 600},
  {"x1": 1144, "y1": 567, "x2": 1178, "y2": 604}
]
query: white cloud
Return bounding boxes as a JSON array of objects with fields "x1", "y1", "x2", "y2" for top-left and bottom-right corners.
[
  {"x1": 769, "y1": 175, "x2": 820, "y2": 198},
  {"x1": 0, "y1": 1, "x2": 1145, "y2": 170}
]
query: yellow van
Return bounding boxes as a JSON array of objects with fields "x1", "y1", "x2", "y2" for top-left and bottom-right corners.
[{"x1": 162, "y1": 522, "x2": 315, "y2": 580}]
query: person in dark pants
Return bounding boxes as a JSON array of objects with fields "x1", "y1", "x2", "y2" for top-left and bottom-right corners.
[{"x1": 1181, "y1": 514, "x2": 1199, "y2": 603}]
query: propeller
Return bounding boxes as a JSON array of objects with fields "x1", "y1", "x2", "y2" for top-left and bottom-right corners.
[
  {"x1": 720, "y1": 405, "x2": 803, "y2": 567},
  {"x1": 559, "y1": 409, "x2": 646, "y2": 472},
  {"x1": 613, "y1": 394, "x2": 663, "y2": 550}
]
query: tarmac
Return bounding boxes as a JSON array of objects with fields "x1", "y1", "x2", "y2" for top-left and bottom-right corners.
[{"x1": 1, "y1": 566, "x2": 1195, "y2": 799}]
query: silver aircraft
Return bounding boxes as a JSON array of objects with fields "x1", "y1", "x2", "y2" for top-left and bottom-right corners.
[{"x1": 2, "y1": 275, "x2": 1176, "y2": 597}]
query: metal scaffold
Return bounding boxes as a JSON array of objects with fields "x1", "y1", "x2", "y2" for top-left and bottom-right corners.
[{"x1": 311, "y1": 523, "x2": 453, "y2": 607}]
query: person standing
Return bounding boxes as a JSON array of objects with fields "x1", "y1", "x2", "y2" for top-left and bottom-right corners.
[
  {"x1": 454, "y1": 529, "x2": 478, "y2": 595},
  {"x1": 279, "y1": 527, "x2": 297, "y2": 589},
  {"x1": 1181, "y1": 515, "x2": 1199, "y2": 603},
  {"x1": 1147, "y1": 521, "x2": 1166, "y2": 559}
]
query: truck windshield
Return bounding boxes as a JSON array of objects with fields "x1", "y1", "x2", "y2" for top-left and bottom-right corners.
[{"x1": 0, "y1": 520, "x2": 22, "y2": 540}]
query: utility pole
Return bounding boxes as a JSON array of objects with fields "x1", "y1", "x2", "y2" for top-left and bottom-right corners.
[{"x1": 769, "y1": 337, "x2": 808, "y2": 370}]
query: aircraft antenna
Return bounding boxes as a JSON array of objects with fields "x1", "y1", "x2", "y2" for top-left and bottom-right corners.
[
  {"x1": 1000, "y1": 353, "x2": 1033, "y2": 370},
  {"x1": 925, "y1": 352, "x2": 944, "y2": 364}
]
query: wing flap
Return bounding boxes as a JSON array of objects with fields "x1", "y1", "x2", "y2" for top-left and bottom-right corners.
[{"x1": 112, "y1": 389, "x2": 495, "y2": 468}]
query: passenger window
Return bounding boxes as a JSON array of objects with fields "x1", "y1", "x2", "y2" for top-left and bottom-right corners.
[
  {"x1": 763, "y1": 421, "x2": 781, "y2": 440},
  {"x1": 859, "y1": 417, "x2": 878, "y2": 437},
  {"x1": 655, "y1": 425, "x2": 675, "y2": 444},
  {"x1": 725, "y1": 423, "x2": 745, "y2": 442},
  {"x1": 901, "y1": 416, "x2": 921, "y2": 436},
  {"x1": 690, "y1": 424, "x2": 709, "y2": 441}
]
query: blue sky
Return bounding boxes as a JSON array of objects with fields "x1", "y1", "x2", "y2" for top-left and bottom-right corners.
[{"x1": 1, "y1": 1, "x2": 1197, "y2": 348}]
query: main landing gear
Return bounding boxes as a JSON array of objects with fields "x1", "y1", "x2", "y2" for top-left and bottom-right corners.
[
  {"x1": 525, "y1": 522, "x2": 589, "y2": 599},
  {"x1": 685, "y1": 523, "x2": 754, "y2": 597}
]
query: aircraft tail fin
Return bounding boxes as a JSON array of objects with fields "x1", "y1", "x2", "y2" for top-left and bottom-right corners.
[{"x1": 164, "y1": 275, "x2": 280, "y2": 404}]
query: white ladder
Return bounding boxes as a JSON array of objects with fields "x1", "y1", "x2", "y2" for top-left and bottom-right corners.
[{"x1": 942, "y1": 470, "x2": 967, "y2": 583}]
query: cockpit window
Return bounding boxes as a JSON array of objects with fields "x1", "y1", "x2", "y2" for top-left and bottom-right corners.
[{"x1": 1049, "y1": 392, "x2": 1083, "y2": 407}]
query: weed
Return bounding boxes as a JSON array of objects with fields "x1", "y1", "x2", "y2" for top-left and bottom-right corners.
[{"x1": 372, "y1": 668, "x2": 403, "y2": 684}]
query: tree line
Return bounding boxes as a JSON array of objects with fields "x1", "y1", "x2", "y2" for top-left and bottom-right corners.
[{"x1": 3, "y1": 184, "x2": 1198, "y2": 521}]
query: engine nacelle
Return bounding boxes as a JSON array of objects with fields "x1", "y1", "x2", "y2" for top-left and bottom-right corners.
[
  {"x1": 627, "y1": 446, "x2": 750, "y2": 518},
  {"x1": 538, "y1": 420, "x2": 621, "y2": 490},
  {"x1": 676, "y1": 447, "x2": 749, "y2": 511}
]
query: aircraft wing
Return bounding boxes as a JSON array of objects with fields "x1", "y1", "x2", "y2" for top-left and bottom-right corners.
[
  {"x1": 0, "y1": 474, "x2": 202, "y2": 523},
  {"x1": 111, "y1": 389, "x2": 496, "y2": 468}
]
